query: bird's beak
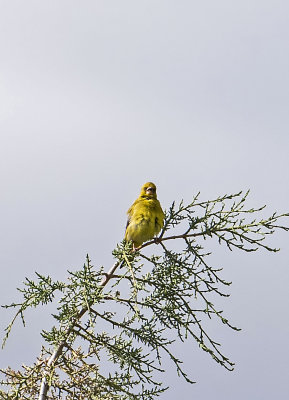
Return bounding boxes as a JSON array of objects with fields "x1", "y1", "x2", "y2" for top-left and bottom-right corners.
[{"x1": 146, "y1": 187, "x2": 154, "y2": 194}]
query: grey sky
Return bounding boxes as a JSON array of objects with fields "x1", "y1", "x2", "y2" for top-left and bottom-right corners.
[{"x1": 1, "y1": 1, "x2": 288, "y2": 398}]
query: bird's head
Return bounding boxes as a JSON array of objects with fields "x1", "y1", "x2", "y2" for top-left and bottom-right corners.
[{"x1": 140, "y1": 182, "x2": 157, "y2": 199}]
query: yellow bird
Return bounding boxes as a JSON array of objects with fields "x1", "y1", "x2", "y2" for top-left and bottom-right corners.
[{"x1": 125, "y1": 182, "x2": 165, "y2": 248}]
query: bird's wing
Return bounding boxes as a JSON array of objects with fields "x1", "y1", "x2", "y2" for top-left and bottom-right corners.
[
  {"x1": 125, "y1": 214, "x2": 131, "y2": 230},
  {"x1": 125, "y1": 201, "x2": 136, "y2": 230}
]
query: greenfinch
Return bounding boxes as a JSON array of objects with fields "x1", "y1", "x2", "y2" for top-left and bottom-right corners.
[{"x1": 125, "y1": 182, "x2": 165, "y2": 248}]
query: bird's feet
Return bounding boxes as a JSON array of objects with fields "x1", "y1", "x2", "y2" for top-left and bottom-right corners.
[{"x1": 154, "y1": 237, "x2": 161, "y2": 245}]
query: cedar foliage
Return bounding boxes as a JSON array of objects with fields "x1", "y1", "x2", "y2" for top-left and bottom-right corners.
[{"x1": 1, "y1": 191, "x2": 288, "y2": 399}]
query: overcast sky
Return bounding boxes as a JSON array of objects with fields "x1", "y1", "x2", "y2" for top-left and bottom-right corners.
[{"x1": 1, "y1": 1, "x2": 289, "y2": 399}]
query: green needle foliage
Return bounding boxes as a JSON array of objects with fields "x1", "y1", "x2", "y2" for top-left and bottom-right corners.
[{"x1": 1, "y1": 191, "x2": 288, "y2": 399}]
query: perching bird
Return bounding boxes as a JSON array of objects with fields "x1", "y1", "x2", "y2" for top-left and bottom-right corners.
[{"x1": 125, "y1": 182, "x2": 165, "y2": 248}]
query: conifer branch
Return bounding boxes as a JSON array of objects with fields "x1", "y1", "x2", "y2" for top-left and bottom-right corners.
[{"x1": 1, "y1": 191, "x2": 288, "y2": 399}]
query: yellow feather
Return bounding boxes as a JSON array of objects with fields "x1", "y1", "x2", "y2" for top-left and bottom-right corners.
[{"x1": 125, "y1": 182, "x2": 165, "y2": 248}]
